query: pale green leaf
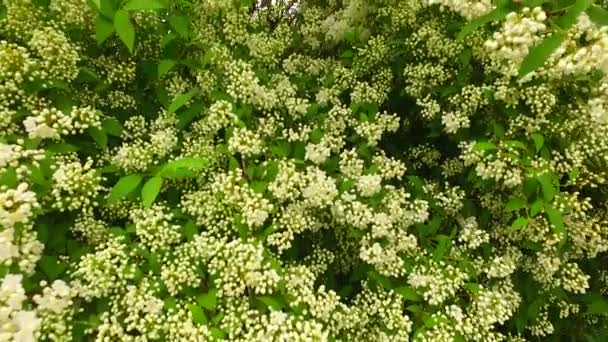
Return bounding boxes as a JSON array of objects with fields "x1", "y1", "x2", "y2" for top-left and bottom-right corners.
[
  {"x1": 197, "y1": 289, "x2": 217, "y2": 311},
  {"x1": 168, "y1": 89, "x2": 197, "y2": 113},
  {"x1": 123, "y1": 0, "x2": 167, "y2": 10},
  {"x1": 519, "y1": 33, "x2": 566, "y2": 78},
  {"x1": 109, "y1": 174, "x2": 143, "y2": 203},
  {"x1": 545, "y1": 205, "x2": 565, "y2": 235},
  {"x1": 556, "y1": 0, "x2": 593, "y2": 29},
  {"x1": 511, "y1": 216, "x2": 529, "y2": 230},
  {"x1": 187, "y1": 304, "x2": 208, "y2": 325},
  {"x1": 114, "y1": 10, "x2": 135, "y2": 53},
  {"x1": 587, "y1": 5, "x2": 608, "y2": 27},
  {"x1": 531, "y1": 133, "x2": 544, "y2": 153},
  {"x1": 505, "y1": 197, "x2": 525, "y2": 212},
  {"x1": 537, "y1": 172, "x2": 557, "y2": 202},
  {"x1": 158, "y1": 59, "x2": 175, "y2": 79},
  {"x1": 87, "y1": 127, "x2": 108, "y2": 148},
  {"x1": 141, "y1": 177, "x2": 162, "y2": 208}
]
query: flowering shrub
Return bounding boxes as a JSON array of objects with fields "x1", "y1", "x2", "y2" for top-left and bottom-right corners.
[{"x1": 2, "y1": 0, "x2": 608, "y2": 340}]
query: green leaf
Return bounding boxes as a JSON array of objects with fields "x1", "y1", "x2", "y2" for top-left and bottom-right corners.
[
  {"x1": 0, "y1": 168, "x2": 18, "y2": 188},
  {"x1": 141, "y1": 177, "x2": 162, "y2": 208},
  {"x1": 456, "y1": 6, "x2": 510, "y2": 41},
  {"x1": 518, "y1": 33, "x2": 566, "y2": 78},
  {"x1": 505, "y1": 197, "x2": 526, "y2": 212},
  {"x1": 473, "y1": 141, "x2": 497, "y2": 152},
  {"x1": 87, "y1": 127, "x2": 108, "y2": 148},
  {"x1": 210, "y1": 327, "x2": 226, "y2": 340},
  {"x1": 395, "y1": 286, "x2": 422, "y2": 302},
  {"x1": 531, "y1": 133, "x2": 544, "y2": 153},
  {"x1": 511, "y1": 216, "x2": 529, "y2": 230},
  {"x1": 340, "y1": 50, "x2": 353, "y2": 59},
  {"x1": 432, "y1": 235, "x2": 452, "y2": 261},
  {"x1": 309, "y1": 128, "x2": 323, "y2": 144},
  {"x1": 182, "y1": 220, "x2": 198, "y2": 240},
  {"x1": 168, "y1": 89, "x2": 197, "y2": 113},
  {"x1": 123, "y1": 0, "x2": 167, "y2": 10},
  {"x1": 197, "y1": 289, "x2": 218, "y2": 311},
  {"x1": 270, "y1": 141, "x2": 291, "y2": 157},
  {"x1": 368, "y1": 271, "x2": 394, "y2": 289},
  {"x1": 545, "y1": 205, "x2": 565, "y2": 235},
  {"x1": 102, "y1": 118, "x2": 123, "y2": 136},
  {"x1": 39, "y1": 256, "x2": 67, "y2": 279},
  {"x1": 523, "y1": 0, "x2": 545, "y2": 6},
  {"x1": 187, "y1": 304, "x2": 208, "y2": 325},
  {"x1": 158, "y1": 59, "x2": 175, "y2": 79},
  {"x1": 530, "y1": 199, "x2": 544, "y2": 217},
  {"x1": 256, "y1": 296, "x2": 285, "y2": 310},
  {"x1": 588, "y1": 297, "x2": 608, "y2": 315},
  {"x1": 109, "y1": 174, "x2": 143, "y2": 203},
  {"x1": 169, "y1": 15, "x2": 190, "y2": 38},
  {"x1": 96, "y1": 14, "x2": 114, "y2": 44},
  {"x1": 114, "y1": 10, "x2": 135, "y2": 53},
  {"x1": 537, "y1": 172, "x2": 557, "y2": 202},
  {"x1": 156, "y1": 158, "x2": 208, "y2": 178},
  {"x1": 587, "y1": 5, "x2": 608, "y2": 27},
  {"x1": 97, "y1": 0, "x2": 117, "y2": 19},
  {"x1": 556, "y1": 0, "x2": 592, "y2": 29}
]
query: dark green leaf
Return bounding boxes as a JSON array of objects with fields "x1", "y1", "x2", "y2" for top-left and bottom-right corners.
[
  {"x1": 141, "y1": 176, "x2": 162, "y2": 208},
  {"x1": 433, "y1": 235, "x2": 452, "y2": 261},
  {"x1": 114, "y1": 10, "x2": 135, "y2": 53},
  {"x1": 87, "y1": 127, "x2": 108, "y2": 148},
  {"x1": 182, "y1": 220, "x2": 198, "y2": 240},
  {"x1": 109, "y1": 174, "x2": 143, "y2": 203},
  {"x1": 310, "y1": 128, "x2": 323, "y2": 144},
  {"x1": 518, "y1": 33, "x2": 566, "y2": 78},
  {"x1": 556, "y1": 0, "x2": 592, "y2": 29},
  {"x1": 102, "y1": 118, "x2": 123, "y2": 137},
  {"x1": 39, "y1": 256, "x2": 67, "y2": 279},
  {"x1": 96, "y1": 15, "x2": 114, "y2": 44},
  {"x1": 169, "y1": 15, "x2": 190, "y2": 38},
  {"x1": 588, "y1": 297, "x2": 608, "y2": 315},
  {"x1": 168, "y1": 89, "x2": 197, "y2": 113}
]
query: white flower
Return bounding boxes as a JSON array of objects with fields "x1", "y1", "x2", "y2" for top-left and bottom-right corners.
[
  {"x1": 23, "y1": 116, "x2": 58, "y2": 139},
  {"x1": 305, "y1": 142, "x2": 331, "y2": 165},
  {"x1": 0, "y1": 229, "x2": 19, "y2": 263},
  {"x1": 12, "y1": 310, "x2": 40, "y2": 342},
  {"x1": 356, "y1": 174, "x2": 382, "y2": 197}
]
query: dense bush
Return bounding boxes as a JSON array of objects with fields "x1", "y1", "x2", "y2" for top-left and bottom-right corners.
[{"x1": 2, "y1": 0, "x2": 608, "y2": 340}]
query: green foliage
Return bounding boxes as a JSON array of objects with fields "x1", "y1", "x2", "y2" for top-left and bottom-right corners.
[{"x1": 2, "y1": 0, "x2": 608, "y2": 341}]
